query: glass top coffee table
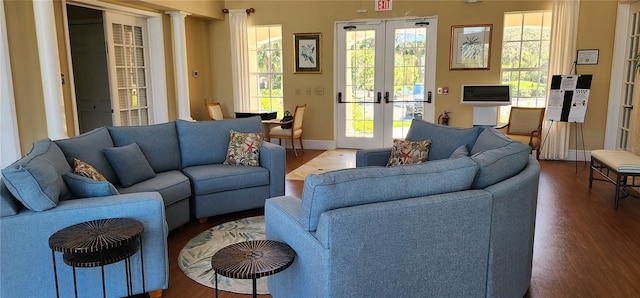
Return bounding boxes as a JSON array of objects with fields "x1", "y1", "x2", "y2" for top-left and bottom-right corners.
[{"x1": 210, "y1": 239, "x2": 295, "y2": 298}]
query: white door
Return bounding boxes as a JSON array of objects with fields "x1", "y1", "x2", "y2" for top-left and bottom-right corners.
[
  {"x1": 104, "y1": 12, "x2": 152, "y2": 126},
  {"x1": 69, "y1": 22, "x2": 112, "y2": 133},
  {"x1": 336, "y1": 17, "x2": 437, "y2": 149}
]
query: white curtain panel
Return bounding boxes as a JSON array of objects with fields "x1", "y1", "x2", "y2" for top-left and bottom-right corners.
[
  {"x1": 228, "y1": 10, "x2": 253, "y2": 113},
  {"x1": 1, "y1": 0, "x2": 21, "y2": 167},
  {"x1": 540, "y1": 0, "x2": 581, "y2": 160}
]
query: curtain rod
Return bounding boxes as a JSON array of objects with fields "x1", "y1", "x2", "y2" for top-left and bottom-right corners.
[{"x1": 222, "y1": 8, "x2": 255, "y2": 15}]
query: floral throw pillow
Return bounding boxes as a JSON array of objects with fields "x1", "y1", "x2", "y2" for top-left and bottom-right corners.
[
  {"x1": 223, "y1": 130, "x2": 264, "y2": 166},
  {"x1": 73, "y1": 158, "x2": 107, "y2": 181},
  {"x1": 386, "y1": 139, "x2": 431, "y2": 167}
]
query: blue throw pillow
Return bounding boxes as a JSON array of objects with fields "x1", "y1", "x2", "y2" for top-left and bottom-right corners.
[
  {"x1": 0, "y1": 139, "x2": 71, "y2": 211},
  {"x1": 63, "y1": 173, "x2": 120, "y2": 198},
  {"x1": 103, "y1": 143, "x2": 156, "y2": 187},
  {"x1": 450, "y1": 145, "x2": 469, "y2": 158}
]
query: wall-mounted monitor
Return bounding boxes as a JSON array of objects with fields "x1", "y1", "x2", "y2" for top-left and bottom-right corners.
[{"x1": 461, "y1": 84, "x2": 511, "y2": 106}]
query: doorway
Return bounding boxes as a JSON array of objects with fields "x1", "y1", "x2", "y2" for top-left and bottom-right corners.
[
  {"x1": 335, "y1": 17, "x2": 437, "y2": 149},
  {"x1": 66, "y1": 4, "x2": 154, "y2": 134},
  {"x1": 67, "y1": 5, "x2": 111, "y2": 133}
]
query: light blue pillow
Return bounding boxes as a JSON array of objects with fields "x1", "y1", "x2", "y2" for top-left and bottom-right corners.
[
  {"x1": 103, "y1": 143, "x2": 156, "y2": 187},
  {"x1": 63, "y1": 173, "x2": 119, "y2": 198},
  {"x1": 2, "y1": 159, "x2": 63, "y2": 211},
  {"x1": 450, "y1": 145, "x2": 469, "y2": 158}
]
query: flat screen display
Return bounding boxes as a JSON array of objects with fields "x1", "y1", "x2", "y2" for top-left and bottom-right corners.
[{"x1": 461, "y1": 84, "x2": 511, "y2": 106}]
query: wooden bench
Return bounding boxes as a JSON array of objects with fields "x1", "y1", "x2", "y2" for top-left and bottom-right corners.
[{"x1": 589, "y1": 150, "x2": 640, "y2": 209}]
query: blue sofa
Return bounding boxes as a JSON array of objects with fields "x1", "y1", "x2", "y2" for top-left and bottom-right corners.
[
  {"x1": 265, "y1": 120, "x2": 540, "y2": 297},
  {"x1": 0, "y1": 116, "x2": 285, "y2": 297}
]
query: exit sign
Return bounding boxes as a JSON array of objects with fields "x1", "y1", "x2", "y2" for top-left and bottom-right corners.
[{"x1": 376, "y1": 0, "x2": 392, "y2": 11}]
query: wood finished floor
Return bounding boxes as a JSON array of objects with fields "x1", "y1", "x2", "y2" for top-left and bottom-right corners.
[{"x1": 163, "y1": 150, "x2": 640, "y2": 298}]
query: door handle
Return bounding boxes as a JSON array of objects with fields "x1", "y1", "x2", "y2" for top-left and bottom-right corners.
[
  {"x1": 623, "y1": 104, "x2": 633, "y2": 110},
  {"x1": 427, "y1": 91, "x2": 432, "y2": 104},
  {"x1": 375, "y1": 92, "x2": 382, "y2": 103},
  {"x1": 337, "y1": 92, "x2": 343, "y2": 103},
  {"x1": 384, "y1": 92, "x2": 390, "y2": 103}
]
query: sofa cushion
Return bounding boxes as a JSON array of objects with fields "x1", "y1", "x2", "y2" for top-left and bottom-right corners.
[
  {"x1": 117, "y1": 171, "x2": 191, "y2": 206},
  {"x1": 175, "y1": 117, "x2": 263, "y2": 168},
  {"x1": 469, "y1": 128, "x2": 531, "y2": 189},
  {"x1": 224, "y1": 130, "x2": 264, "y2": 166},
  {"x1": 63, "y1": 173, "x2": 119, "y2": 198},
  {"x1": 300, "y1": 156, "x2": 480, "y2": 232},
  {"x1": 450, "y1": 144, "x2": 469, "y2": 158},
  {"x1": 2, "y1": 160, "x2": 63, "y2": 211},
  {"x1": 104, "y1": 143, "x2": 156, "y2": 187},
  {"x1": 73, "y1": 158, "x2": 107, "y2": 181},
  {"x1": 108, "y1": 122, "x2": 182, "y2": 172},
  {"x1": 1, "y1": 139, "x2": 72, "y2": 211},
  {"x1": 55, "y1": 127, "x2": 119, "y2": 184},
  {"x1": 405, "y1": 119, "x2": 482, "y2": 161},
  {"x1": 386, "y1": 139, "x2": 431, "y2": 166},
  {"x1": 182, "y1": 164, "x2": 270, "y2": 195},
  {"x1": 0, "y1": 179, "x2": 20, "y2": 217}
]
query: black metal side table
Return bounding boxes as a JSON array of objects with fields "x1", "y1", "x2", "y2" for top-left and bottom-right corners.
[
  {"x1": 48, "y1": 218, "x2": 145, "y2": 298},
  {"x1": 210, "y1": 240, "x2": 295, "y2": 298}
]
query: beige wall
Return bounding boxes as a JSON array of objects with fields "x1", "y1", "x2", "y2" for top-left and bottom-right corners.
[{"x1": 5, "y1": 0, "x2": 618, "y2": 155}]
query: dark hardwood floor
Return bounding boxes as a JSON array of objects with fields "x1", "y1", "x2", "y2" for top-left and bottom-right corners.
[{"x1": 162, "y1": 150, "x2": 640, "y2": 298}]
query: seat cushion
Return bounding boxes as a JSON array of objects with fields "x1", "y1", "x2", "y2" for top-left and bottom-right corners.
[
  {"x1": 175, "y1": 117, "x2": 263, "y2": 168},
  {"x1": 300, "y1": 156, "x2": 480, "y2": 232},
  {"x1": 182, "y1": 164, "x2": 269, "y2": 195},
  {"x1": 55, "y1": 127, "x2": 119, "y2": 184},
  {"x1": 108, "y1": 122, "x2": 182, "y2": 172},
  {"x1": 405, "y1": 119, "x2": 482, "y2": 161},
  {"x1": 1, "y1": 139, "x2": 72, "y2": 211},
  {"x1": 117, "y1": 170, "x2": 191, "y2": 206}
]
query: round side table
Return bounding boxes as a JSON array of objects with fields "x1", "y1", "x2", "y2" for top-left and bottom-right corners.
[
  {"x1": 48, "y1": 218, "x2": 145, "y2": 298},
  {"x1": 210, "y1": 240, "x2": 295, "y2": 298}
]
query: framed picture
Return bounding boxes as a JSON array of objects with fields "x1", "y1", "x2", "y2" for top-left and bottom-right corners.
[
  {"x1": 449, "y1": 24, "x2": 492, "y2": 70},
  {"x1": 576, "y1": 49, "x2": 599, "y2": 65},
  {"x1": 294, "y1": 33, "x2": 322, "y2": 74}
]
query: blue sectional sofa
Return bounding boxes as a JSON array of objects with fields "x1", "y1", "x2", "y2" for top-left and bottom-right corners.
[
  {"x1": 0, "y1": 116, "x2": 285, "y2": 297},
  {"x1": 265, "y1": 120, "x2": 540, "y2": 297}
]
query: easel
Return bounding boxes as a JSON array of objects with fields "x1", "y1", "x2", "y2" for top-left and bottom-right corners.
[
  {"x1": 543, "y1": 68, "x2": 592, "y2": 173},
  {"x1": 540, "y1": 121, "x2": 587, "y2": 173}
]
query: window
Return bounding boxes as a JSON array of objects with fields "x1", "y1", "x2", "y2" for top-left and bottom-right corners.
[
  {"x1": 248, "y1": 25, "x2": 284, "y2": 117},
  {"x1": 500, "y1": 11, "x2": 552, "y2": 123}
]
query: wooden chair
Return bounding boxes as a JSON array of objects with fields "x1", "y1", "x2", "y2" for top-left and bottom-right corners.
[
  {"x1": 268, "y1": 104, "x2": 306, "y2": 156},
  {"x1": 497, "y1": 106, "x2": 546, "y2": 159},
  {"x1": 206, "y1": 102, "x2": 225, "y2": 120}
]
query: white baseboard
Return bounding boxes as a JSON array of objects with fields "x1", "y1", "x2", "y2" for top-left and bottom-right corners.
[
  {"x1": 541, "y1": 150, "x2": 592, "y2": 161},
  {"x1": 265, "y1": 139, "x2": 336, "y2": 151}
]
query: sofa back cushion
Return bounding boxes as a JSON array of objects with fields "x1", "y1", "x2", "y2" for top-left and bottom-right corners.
[
  {"x1": 107, "y1": 122, "x2": 181, "y2": 172},
  {"x1": 1, "y1": 139, "x2": 72, "y2": 211},
  {"x1": 300, "y1": 156, "x2": 480, "y2": 232},
  {"x1": 405, "y1": 119, "x2": 482, "y2": 161},
  {"x1": 469, "y1": 128, "x2": 531, "y2": 189},
  {"x1": 175, "y1": 117, "x2": 263, "y2": 168},
  {"x1": 55, "y1": 127, "x2": 119, "y2": 184}
]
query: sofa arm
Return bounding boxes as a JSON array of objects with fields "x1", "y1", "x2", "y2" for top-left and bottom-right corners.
[
  {"x1": 260, "y1": 142, "x2": 286, "y2": 197},
  {"x1": 0, "y1": 192, "x2": 168, "y2": 298},
  {"x1": 355, "y1": 148, "x2": 392, "y2": 167}
]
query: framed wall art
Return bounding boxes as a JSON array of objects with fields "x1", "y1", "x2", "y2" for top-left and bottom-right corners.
[
  {"x1": 294, "y1": 32, "x2": 322, "y2": 74},
  {"x1": 450, "y1": 24, "x2": 492, "y2": 70}
]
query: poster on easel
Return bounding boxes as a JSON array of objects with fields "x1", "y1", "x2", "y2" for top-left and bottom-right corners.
[{"x1": 545, "y1": 74, "x2": 592, "y2": 123}]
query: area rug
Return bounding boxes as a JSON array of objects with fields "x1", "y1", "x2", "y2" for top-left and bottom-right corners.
[
  {"x1": 286, "y1": 149, "x2": 356, "y2": 181},
  {"x1": 178, "y1": 216, "x2": 267, "y2": 294}
]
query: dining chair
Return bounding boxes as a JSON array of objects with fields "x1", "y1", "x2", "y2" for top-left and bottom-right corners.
[
  {"x1": 268, "y1": 104, "x2": 306, "y2": 156},
  {"x1": 206, "y1": 102, "x2": 225, "y2": 121},
  {"x1": 497, "y1": 106, "x2": 546, "y2": 159}
]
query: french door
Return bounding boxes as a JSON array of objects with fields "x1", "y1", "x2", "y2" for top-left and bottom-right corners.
[
  {"x1": 335, "y1": 17, "x2": 437, "y2": 149},
  {"x1": 104, "y1": 12, "x2": 152, "y2": 126}
]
